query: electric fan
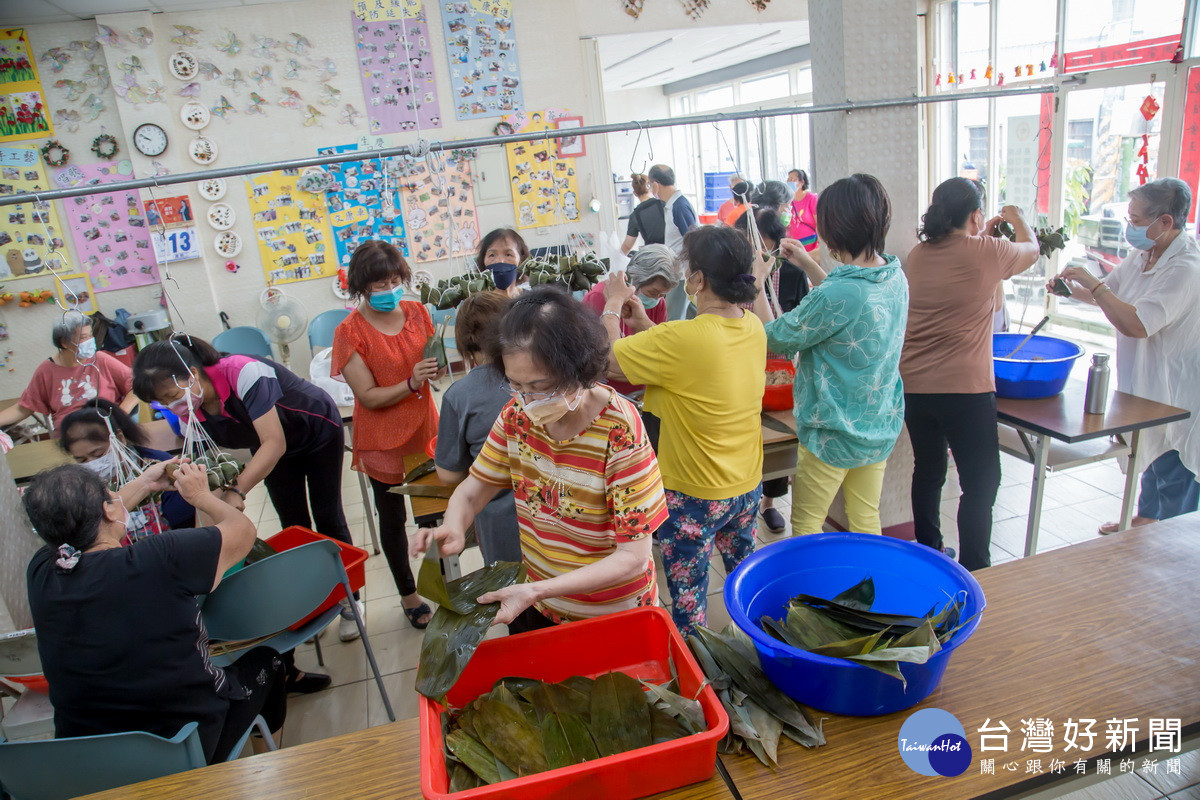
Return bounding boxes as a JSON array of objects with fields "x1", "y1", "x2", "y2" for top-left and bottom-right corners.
[{"x1": 256, "y1": 287, "x2": 309, "y2": 367}]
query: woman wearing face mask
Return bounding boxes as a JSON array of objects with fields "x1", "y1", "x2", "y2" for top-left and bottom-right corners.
[
  {"x1": 412, "y1": 287, "x2": 669, "y2": 634},
  {"x1": 333, "y1": 239, "x2": 441, "y2": 629},
  {"x1": 132, "y1": 335, "x2": 350, "y2": 685},
  {"x1": 585, "y1": 243, "x2": 680, "y2": 400},
  {"x1": 0, "y1": 312, "x2": 137, "y2": 432},
  {"x1": 752, "y1": 174, "x2": 909, "y2": 538},
  {"x1": 1052, "y1": 177, "x2": 1200, "y2": 531},
  {"x1": 59, "y1": 398, "x2": 196, "y2": 532},
  {"x1": 477, "y1": 227, "x2": 530, "y2": 299},
  {"x1": 902, "y1": 178, "x2": 1040, "y2": 571},
  {"x1": 786, "y1": 169, "x2": 819, "y2": 253},
  {"x1": 603, "y1": 226, "x2": 767, "y2": 637},
  {"x1": 24, "y1": 462, "x2": 288, "y2": 764}
]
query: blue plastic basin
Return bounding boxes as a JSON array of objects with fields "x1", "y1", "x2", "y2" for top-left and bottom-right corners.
[
  {"x1": 993, "y1": 333, "x2": 1085, "y2": 399},
  {"x1": 724, "y1": 533, "x2": 986, "y2": 716}
]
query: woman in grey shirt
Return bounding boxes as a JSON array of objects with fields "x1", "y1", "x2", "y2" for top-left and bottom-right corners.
[{"x1": 434, "y1": 291, "x2": 522, "y2": 564}]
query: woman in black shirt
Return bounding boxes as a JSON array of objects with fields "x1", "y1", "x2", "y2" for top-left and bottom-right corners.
[{"x1": 24, "y1": 462, "x2": 287, "y2": 763}]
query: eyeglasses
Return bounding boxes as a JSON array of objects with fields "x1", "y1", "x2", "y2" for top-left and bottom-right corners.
[{"x1": 500, "y1": 381, "x2": 559, "y2": 403}]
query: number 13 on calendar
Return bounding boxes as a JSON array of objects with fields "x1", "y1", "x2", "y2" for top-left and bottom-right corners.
[{"x1": 150, "y1": 225, "x2": 202, "y2": 264}]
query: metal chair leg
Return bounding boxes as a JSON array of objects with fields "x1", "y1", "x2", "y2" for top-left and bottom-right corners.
[
  {"x1": 313, "y1": 633, "x2": 325, "y2": 668},
  {"x1": 345, "y1": 580, "x2": 394, "y2": 722},
  {"x1": 358, "y1": 470, "x2": 381, "y2": 555}
]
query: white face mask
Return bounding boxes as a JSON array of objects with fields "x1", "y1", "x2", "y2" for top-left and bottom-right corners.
[
  {"x1": 76, "y1": 337, "x2": 97, "y2": 360},
  {"x1": 523, "y1": 390, "x2": 583, "y2": 428},
  {"x1": 82, "y1": 447, "x2": 119, "y2": 480},
  {"x1": 168, "y1": 384, "x2": 203, "y2": 413}
]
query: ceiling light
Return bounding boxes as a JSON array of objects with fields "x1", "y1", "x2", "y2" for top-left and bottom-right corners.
[
  {"x1": 691, "y1": 30, "x2": 781, "y2": 63},
  {"x1": 604, "y1": 38, "x2": 674, "y2": 71}
]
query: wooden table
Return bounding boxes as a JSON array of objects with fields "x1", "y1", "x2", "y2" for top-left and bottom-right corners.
[
  {"x1": 723, "y1": 512, "x2": 1200, "y2": 799},
  {"x1": 761, "y1": 409, "x2": 798, "y2": 481},
  {"x1": 995, "y1": 381, "x2": 1189, "y2": 556},
  {"x1": 78, "y1": 717, "x2": 737, "y2": 800},
  {"x1": 5, "y1": 419, "x2": 183, "y2": 483}
]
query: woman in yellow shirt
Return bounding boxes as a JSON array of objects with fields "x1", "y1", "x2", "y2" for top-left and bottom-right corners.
[{"x1": 602, "y1": 226, "x2": 768, "y2": 636}]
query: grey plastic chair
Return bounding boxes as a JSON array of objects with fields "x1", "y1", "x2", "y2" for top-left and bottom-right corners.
[
  {"x1": 200, "y1": 539, "x2": 394, "y2": 722},
  {"x1": 0, "y1": 722, "x2": 206, "y2": 800}
]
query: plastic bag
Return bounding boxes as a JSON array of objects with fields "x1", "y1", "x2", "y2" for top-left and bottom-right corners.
[{"x1": 309, "y1": 347, "x2": 355, "y2": 406}]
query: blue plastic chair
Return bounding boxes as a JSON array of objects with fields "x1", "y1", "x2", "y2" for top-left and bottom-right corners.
[
  {"x1": 212, "y1": 326, "x2": 273, "y2": 359},
  {"x1": 0, "y1": 722, "x2": 207, "y2": 800},
  {"x1": 200, "y1": 539, "x2": 394, "y2": 722},
  {"x1": 307, "y1": 308, "x2": 350, "y2": 352}
]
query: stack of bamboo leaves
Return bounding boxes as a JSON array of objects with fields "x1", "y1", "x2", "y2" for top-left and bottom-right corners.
[
  {"x1": 518, "y1": 252, "x2": 607, "y2": 292},
  {"x1": 686, "y1": 625, "x2": 825, "y2": 767},
  {"x1": 439, "y1": 671, "x2": 707, "y2": 790},
  {"x1": 758, "y1": 577, "x2": 971, "y2": 689}
]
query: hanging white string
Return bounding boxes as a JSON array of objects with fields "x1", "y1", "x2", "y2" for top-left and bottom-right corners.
[{"x1": 100, "y1": 413, "x2": 167, "y2": 541}]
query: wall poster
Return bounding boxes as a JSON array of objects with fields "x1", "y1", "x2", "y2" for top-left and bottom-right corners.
[
  {"x1": 502, "y1": 109, "x2": 580, "y2": 230},
  {"x1": 352, "y1": 3, "x2": 442, "y2": 134},
  {"x1": 245, "y1": 169, "x2": 338, "y2": 285},
  {"x1": 440, "y1": 0, "x2": 523, "y2": 121},
  {"x1": 0, "y1": 144, "x2": 70, "y2": 280},
  {"x1": 317, "y1": 142, "x2": 409, "y2": 268}
]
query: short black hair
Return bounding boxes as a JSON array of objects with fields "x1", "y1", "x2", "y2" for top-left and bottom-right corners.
[
  {"x1": 816, "y1": 173, "x2": 891, "y2": 261},
  {"x1": 919, "y1": 177, "x2": 984, "y2": 243},
  {"x1": 346, "y1": 239, "x2": 411, "y2": 300},
  {"x1": 734, "y1": 207, "x2": 787, "y2": 248},
  {"x1": 681, "y1": 226, "x2": 757, "y2": 305},
  {"x1": 132, "y1": 336, "x2": 222, "y2": 403},
  {"x1": 23, "y1": 464, "x2": 109, "y2": 552},
  {"x1": 59, "y1": 398, "x2": 146, "y2": 454},
  {"x1": 486, "y1": 286, "x2": 608, "y2": 390},
  {"x1": 476, "y1": 227, "x2": 530, "y2": 271},
  {"x1": 648, "y1": 164, "x2": 676, "y2": 187}
]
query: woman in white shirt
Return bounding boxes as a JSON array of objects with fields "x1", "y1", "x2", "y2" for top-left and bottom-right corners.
[{"x1": 1053, "y1": 178, "x2": 1200, "y2": 531}]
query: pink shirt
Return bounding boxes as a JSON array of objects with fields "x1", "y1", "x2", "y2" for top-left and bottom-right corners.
[
  {"x1": 581, "y1": 284, "x2": 667, "y2": 397},
  {"x1": 20, "y1": 351, "x2": 132, "y2": 430},
  {"x1": 788, "y1": 191, "x2": 819, "y2": 248}
]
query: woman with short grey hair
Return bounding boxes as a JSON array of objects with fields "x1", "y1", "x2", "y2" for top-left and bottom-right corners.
[
  {"x1": 1054, "y1": 177, "x2": 1200, "y2": 530},
  {"x1": 0, "y1": 311, "x2": 137, "y2": 432}
]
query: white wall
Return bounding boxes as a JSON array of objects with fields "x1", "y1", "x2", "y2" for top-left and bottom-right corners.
[
  {"x1": 576, "y1": 0, "x2": 807, "y2": 37},
  {"x1": 0, "y1": 0, "x2": 606, "y2": 396},
  {"x1": 603, "y1": 86, "x2": 672, "y2": 183}
]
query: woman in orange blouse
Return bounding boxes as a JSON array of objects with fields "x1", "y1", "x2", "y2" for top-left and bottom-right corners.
[
  {"x1": 332, "y1": 240, "x2": 441, "y2": 628},
  {"x1": 411, "y1": 288, "x2": 668, "y2": 635}
]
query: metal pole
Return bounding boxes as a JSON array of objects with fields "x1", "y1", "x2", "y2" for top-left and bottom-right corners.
[{"x1": 0, "y1": 84, "x2": 1057, "y2": 207}]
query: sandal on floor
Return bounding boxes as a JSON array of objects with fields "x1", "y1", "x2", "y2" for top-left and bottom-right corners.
[
  {"x1": 285, "y1": 671, "x2": 332, "y2": 694},
  {"x1": 405, "y1": 602, "x2": 433, "y2": 630}
]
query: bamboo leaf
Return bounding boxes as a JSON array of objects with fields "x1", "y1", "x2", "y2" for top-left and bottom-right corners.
[
  {"x1": 445, "y1": 730, "x2": 503, "y2": 784},
  {"x1": 588, "y1": 671, "x2": 652, "y2": 757},
  {"x1": 649, "y1": 704, "x2": 694, "y2": 744},
  {"x1": 541, "y1": 712, "x2": 599, "y2": 769},
  {"x1": 832, "y1": 575, "x2": 875, "y2": 610},
  {"x1": 472, "y1": 698, "x2": 550, "y2": 776},
  {"x1": 640, "y1": 680, "x2": 705, "y2": 734},
  {"x1": 417, "y1": 556, "x2": 452, "y2": 610},
  {"x1": 448, "y1": 762, "x2": 484, "y2": 791},
  {"x1": 848, "y1": 645, "x2": 933, "y2": 664},
  {"x1": 743, "y1": 698, "x2": 782, "y2": 765}
]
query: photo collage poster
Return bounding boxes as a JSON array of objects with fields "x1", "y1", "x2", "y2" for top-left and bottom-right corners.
[
  {"x1": 245, "y1": 169, "x2": 337, "y2": 285},
  {"x1": 55, "y1": 162, "x2": 159, "y2": 292},
  {"x1": 394, "y1": 153, "x2": 479, "y2": 262},
  {"x1": 0, "y1": 28, "x2": 52, "y2": 142},
  {"x1": 0, "y1": 145, "x2": 71, "y2": 280},
  {"x1": 502, "y1": 109, "x2": 580, "y2": 230},
  {"x1": 440, "y1": 0, "x2": 523, "y2": 121},
  {"x1": 352, "y1": 2, "x2": 442, "y2": 134},
  {"x1": 317, "y1": 142, "x2": 409, "y2": 268}
]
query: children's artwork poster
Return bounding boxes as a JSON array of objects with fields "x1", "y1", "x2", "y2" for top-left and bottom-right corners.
[
  {"x1": 394, "y1": 153, "x2": 479, "y2": 262},
  {"x1": 352, "y1": 8, "x2": 442, "y2": 134},
  {"x1": 503, "y1": 109, "x2": 580, "y2": 230},
  {"x1": 54, "y1": 272, "x2": 96, "y2": 313},
  {"x1": 0, "y1": 145, "x2": 70, "y2": 280},
  {"x1": 246, "y1": 169, "x2": 338, "y2": 285},
  {"x1": 441, "y1": 0, "x2": 523, "y2": 121},
  {"x1": 55, "y1": 163, "x2": 158, "y2": 292},
  {"x1": 317, "y1": 142, "x2": 408, "y2": 268},
  {"x1": 0, "y1": 29, "x2": 52, "y2": 142}
]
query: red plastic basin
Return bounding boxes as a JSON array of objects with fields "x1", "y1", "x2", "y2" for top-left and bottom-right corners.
[
  {"x1": 763, "y1": 357, "x2": 796, "y2": 411},
  {"x1": 418, "y1": 606, "x2": 729, "y2": 800},
  {"x1": 265, "y1": 526, "x2": 368, "y2": 630}
]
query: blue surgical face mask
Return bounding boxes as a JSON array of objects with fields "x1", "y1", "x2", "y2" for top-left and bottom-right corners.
[
  {"x1": 787, "y1": 181, "x2": 800, "y2": 192},
  {"x1": 489, "y1": 262, "x2": 518, "y2": 290},
  {"x1": 638, "y1": 293, "x2": 660, "y2": 310},
  {"x1": 368, "y1": 285, "x2": 403, "y2": 312},
  {"x1": 1124, "y1": 221, "x2": 1161, "y2": 251}
]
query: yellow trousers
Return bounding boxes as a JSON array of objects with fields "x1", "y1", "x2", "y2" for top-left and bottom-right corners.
[{"x1": 789, "y1": 442, "x2": 887, "y2": 535}]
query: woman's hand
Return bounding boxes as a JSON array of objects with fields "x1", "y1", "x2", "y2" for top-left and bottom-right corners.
[
  {"x1": 1000, "y1": 205, "x2": 1025, "y2": 226},
  {"x1": 779, "y1": 238, "x2": 811, "y2": 267},
  {"x1": 983, "y1": 214, "x2": 1003, "y2": 236},
  {"x1": 410, "y1": 357, "x2": 440, "y2": 387},
  {"x1": 477, "y1": 582, "x2": 540, "y2": 626},
  {"x1": 410, "y1": 522, "x2": 466, "y2": 558},
  {"x1": 138, "y1": 459, "x2": 179, "y2": 493},
  {"x1": 173, "y1": 462, "x2": 214, "y2": 504},
  {"x1": 751, "y1": 251, "x2": 775, "y2": 286},
  {"x1": 621, "y1": 295, "x2": 654, "y2": 332},
  {"x1": 603, "y1": 271, "x2": 635, "y2": 312},
  {"x1": 1056, "y1": 265, "x2": 1103, "y2": 295},
  {"x1": 218, "y1": 488, "x2": 246, "y2": 512}
]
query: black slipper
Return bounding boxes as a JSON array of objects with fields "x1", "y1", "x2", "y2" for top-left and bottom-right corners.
[
  {"x1": 404, "y1": 602, "x2": 433, "y2": 630},
  {"x1": 286, "y1": 671, "x2": 332, "y2": 694}
]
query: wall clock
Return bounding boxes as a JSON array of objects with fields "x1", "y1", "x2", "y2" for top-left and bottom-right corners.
[{"x1": 132, "y1": 123, "x2": 168, "y2": 157}]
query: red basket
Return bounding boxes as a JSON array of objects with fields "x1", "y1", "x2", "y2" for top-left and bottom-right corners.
[
  {"x1": 418, "y1": 606, "x2": 729, "y2": 800},
  {"x1": 763, "y1": 357, "x2": 796, "y2": 411},
  {"x1": 264, "y1": 526, "x2": 369, "y2": 630},
  {"x1": 425, "y1": 436, "x2": 438, "y2": 460},
  {"x1": 6, "y1": 674, "x2": 49, "y2": 694}
]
